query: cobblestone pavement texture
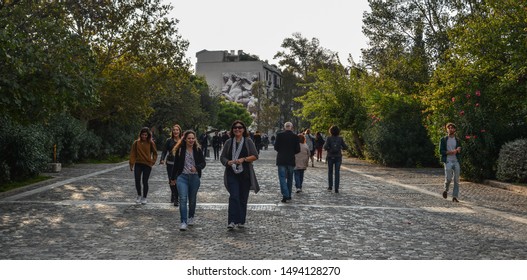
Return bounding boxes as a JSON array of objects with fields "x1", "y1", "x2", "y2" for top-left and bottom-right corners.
[{"x1": 1, "y1": 147, "x2": 526, "y2": 260}]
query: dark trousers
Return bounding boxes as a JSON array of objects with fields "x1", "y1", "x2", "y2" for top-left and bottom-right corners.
[
  {"x1": 213, "y1": 146, "x2": 221, "y2": 160},
  {"x1": 226, "y1": 172, "x2": 251, "y2": 225},
  {"x1": 294, "y1": 169, "x2": 305, "y2": 189},
  {"x1": 134, "y1": 163, "x2": 152, "y2": 197},
  {"x1": 327, "y1": 157, "x2": 342, "y2": 191},
  {"x1": 166, "y1": 163, "x2": 178, "y2": 202}
]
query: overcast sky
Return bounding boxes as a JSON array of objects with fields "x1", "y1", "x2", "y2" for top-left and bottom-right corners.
[{"x1": 168, "y1": 0, "x2": 371, "y2": 71}]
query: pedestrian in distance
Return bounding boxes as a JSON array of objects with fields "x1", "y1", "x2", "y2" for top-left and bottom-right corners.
[
  {"x1": 262, "y1": 134, "x2": 270, "y2": 150},
  {"x1": 159, "y1": 124, "x2": 182, "y2": 206},
  {"x1": 170, "y1": 130, "x2": 206, "y2": 231},
  {"x1": 439, "y1": 123, "x2": 462, "y2": 202},
  {"x1": 129, "y1": 127, "x2": 158, "y2": 205},
  {"x1": 212, "y1": 131, "x2": 222, "y2": 160},
  {"x1": 253, "y1": 130, "x2": 262, "y2": 154},
  {"x1": 294, "y1": 134, "x2": 310, "y2": 193},
  {"x1": 304, "y1": 129, "x2": 316, "y2": 167},
  {"x1": 323, "y1": 125, "x2": 348, "y2": 193},
  {"x1": 274, "y1": 122, "x2": 300, "y2": 202},
  {"x1": 315, "y1": 131, "x2": 325, "y2": 162},
  {"x1": 199, "y1": 131, "x2": 209, "y2": 158},
  {"x1": 220, "y1": 120, "x2": 260, "y2": 230}
]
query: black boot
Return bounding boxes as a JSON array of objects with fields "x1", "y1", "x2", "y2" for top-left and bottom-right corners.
[
  {"x1": 170, "y1": 185, "x2": 176, "y2": 203},
  {"x1": 171, "y1": 185, "x2": 179, "y2": 206}
]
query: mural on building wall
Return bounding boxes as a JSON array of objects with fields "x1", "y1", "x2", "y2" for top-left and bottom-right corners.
[{"x1": 221, "y1": 72, "x2": 260, "y2": 118}]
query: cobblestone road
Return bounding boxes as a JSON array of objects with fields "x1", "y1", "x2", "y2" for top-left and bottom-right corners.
[{"x1": 1, "y1": 147, "x2": 526, "y2": 260}]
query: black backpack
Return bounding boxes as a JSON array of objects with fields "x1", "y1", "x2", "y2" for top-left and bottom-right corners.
[{"x1": 328, "y1": 137, "x2": 341, "y2": 154}]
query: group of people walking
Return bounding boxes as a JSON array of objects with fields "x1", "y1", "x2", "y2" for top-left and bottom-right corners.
[
  {"x1": 129, "y1": 121, "x2": 259, "y2": 231},
  {"x1": 274, "y1": 122, "x2": 348, "y2": 202},
  {"x1": 128, "y1": 120, "x2": 461, "y2": 232}
]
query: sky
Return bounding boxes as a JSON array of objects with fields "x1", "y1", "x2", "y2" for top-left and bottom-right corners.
[{"x1": 167, "y1": 0, "x2": 371, "y2": 71}]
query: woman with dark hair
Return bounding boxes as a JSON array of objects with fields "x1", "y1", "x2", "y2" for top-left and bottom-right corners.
[
  {"x1": 159, "y1": 124, "x2": 182, "y2": 206},
  {"x1": 323, "y1": 125, "x2": 348, "y2": 193},
  {"x1": 315, "y1": 132, "x2": 325, "y2": 162},
  {"x1": 220, "y1": 120, "x2": 259, "y2": 230},
  {"x1": 170, "y1": 130, "x2": 206, "y2": 231},
  {"x1": 129, "y1": 127, "x2": 158, "y2": 204}
]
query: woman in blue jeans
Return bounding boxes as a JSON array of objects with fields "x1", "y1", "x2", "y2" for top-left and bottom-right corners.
[
  {"x1": 323, "y1": 125, "x2": 348, "y2": 193},
  {"x1": 170, "y1": 130, "x2": 206, "y2": 231}
]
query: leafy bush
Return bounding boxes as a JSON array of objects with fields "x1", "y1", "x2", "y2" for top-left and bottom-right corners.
[
  {"x1": 496, "y1": 139, "x2": 527, "y2": 183},
  {"x1": 90, "y1": 120, "x2": 138, "y2": 158},
  {"x1": 0, "y1": 116, "x2": 51, "y2": 183},
  {"x1": 77, "y1": 129, "x2": 102, "y2": 161},
  {"x1": 46, "y1": 114, "x2": 87, "y2": 164},
  {"x1": 459, "y1": 132, "x2": 497, "y2": 182},
  {"x1": 363, "y1": 94, "x2": 436, "y2": 167}
]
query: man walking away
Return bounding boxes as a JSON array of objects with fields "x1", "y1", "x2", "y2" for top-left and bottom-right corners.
[{"x1": 274, "y1": 122, "x2": 300, "y2": 203}]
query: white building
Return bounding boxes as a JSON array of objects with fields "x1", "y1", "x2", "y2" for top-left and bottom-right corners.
[{"x1": 195, "y1": 49, "x2": 282, "y2": 98}]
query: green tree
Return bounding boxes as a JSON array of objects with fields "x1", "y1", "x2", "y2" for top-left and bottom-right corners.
[
  {"x1": 423, "y1": 0, "x2": 527, "y2": 180},
  {"x1": 0, "y1": 1, "x2": 98, "y2": 124},
  {"x1": 216, "y1": 101, "x2": 253, "y2": 131},
  {"x1": 295, "y1": 66, "x2": 367, "y2": 156},
  {"x1": 274, "y1": 32, "x2": 339, "y2": 128},
  {"x1": 363, "y1": 0, "x2": 456, "y2": 71}
]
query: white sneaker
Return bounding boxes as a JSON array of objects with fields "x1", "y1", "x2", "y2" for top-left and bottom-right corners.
[
  {"x1": 135, "y1": 196, "x2": 142, "y2": 204},
  {"x1": 227, "y1": 222, "x2": 235, "y2": 230},
  {"x1": 179, "y1": 222, "x2": 187, "y2": 231},
  {"x1": 188, "y1": 217, "x2": 194, "y2": 226},
  {"x1": 141, "y1": 197, "x2": 147, "y2": 204},
  {"x1": 237, "y1": 223, "x2": 245, "y2": 228}
]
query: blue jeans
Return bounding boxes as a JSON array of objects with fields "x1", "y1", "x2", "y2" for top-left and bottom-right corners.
[
  {"x1": 226, "y1": 172, "x2": 251, "y2": 225},
  {"x1": 294, "y1": 169, "x2": 305, "y2": 189},
  {"x1": 327, "y1": 157, "x2": 342, "y2": 191},
  {"x1": 444, "y1": 161, "x2": 460, "y2": 198},
  {"x1": 134, "y1": 163, "x2": 151, "y2": 197},
  {"x1": 278, "y1": 165, "x2": 295, "y2": 199},
  {"x1": 176, "y1": 173, "x2": 200, "y2": 223}
]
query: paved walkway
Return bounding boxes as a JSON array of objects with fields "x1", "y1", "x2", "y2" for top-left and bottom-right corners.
[{"x1": 1, "y1": 147, "x2": 526, "y2": 259}]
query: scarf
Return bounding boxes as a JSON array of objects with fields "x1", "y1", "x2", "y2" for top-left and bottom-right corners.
[{"x1": 231, "y1": 137, "x2": 244, "y2": 174}]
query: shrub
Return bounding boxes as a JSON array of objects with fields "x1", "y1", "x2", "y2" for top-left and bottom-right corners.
[
  {"x1": 363, "y1": 95, "x2": 436, "y2": 167},
  {"x1": 0, "y1": 116, "x2": 51, "y2": 183},
  {"x1": 46, "y1": 114, "x2": 86, "y2": 164},
  {"x1": 77, "y1": 129, "x2": 102, "y2": 161},
  {"x1": 496, "y1": 139, "x2": 527, "y2": 183}
]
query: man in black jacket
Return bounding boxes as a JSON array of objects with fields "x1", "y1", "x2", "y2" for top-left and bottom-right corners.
[{"x1": 274, "y1": 122, "x2": 300, "y2": 203}]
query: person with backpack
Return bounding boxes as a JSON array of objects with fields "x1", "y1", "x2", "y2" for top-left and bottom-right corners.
[{"x1": 323, "y1": 125, "x2": 348, "y2": 193}]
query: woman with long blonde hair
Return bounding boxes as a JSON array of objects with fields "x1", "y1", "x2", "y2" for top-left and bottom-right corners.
[{"x1": 170, "y1": 130, "x2": 206, "y2": 231}]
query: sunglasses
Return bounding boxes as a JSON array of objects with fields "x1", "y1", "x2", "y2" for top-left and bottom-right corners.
[{"x1": 232, "y1": 126, "x2": 244, "y2": 130}]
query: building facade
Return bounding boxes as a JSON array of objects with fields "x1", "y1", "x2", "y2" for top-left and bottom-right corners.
[{"x1": 195, "y1": 49, "x2": 282, "y2": 102}]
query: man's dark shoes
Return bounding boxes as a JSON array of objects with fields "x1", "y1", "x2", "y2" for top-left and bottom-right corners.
[
  {"x1": 442, "y1": 191, "x2": 447, "y2": 199},
  {"x1": 286, "y1": 197, "x2": 292, "y2": 200},
  {"x1": 452, "y1": 197, "x2": 459, "y2": 203},
  {"x1": 281, "y1": 198, "x2": 287, "y2": 203},
  {"x1": 327, "y1": 188, "x2": 332, "y2": 192}
]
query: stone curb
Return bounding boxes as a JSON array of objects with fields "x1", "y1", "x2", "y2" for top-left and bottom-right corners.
[{"x1": 483, "y1": 179, "x2": 527, "y2": 196}]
